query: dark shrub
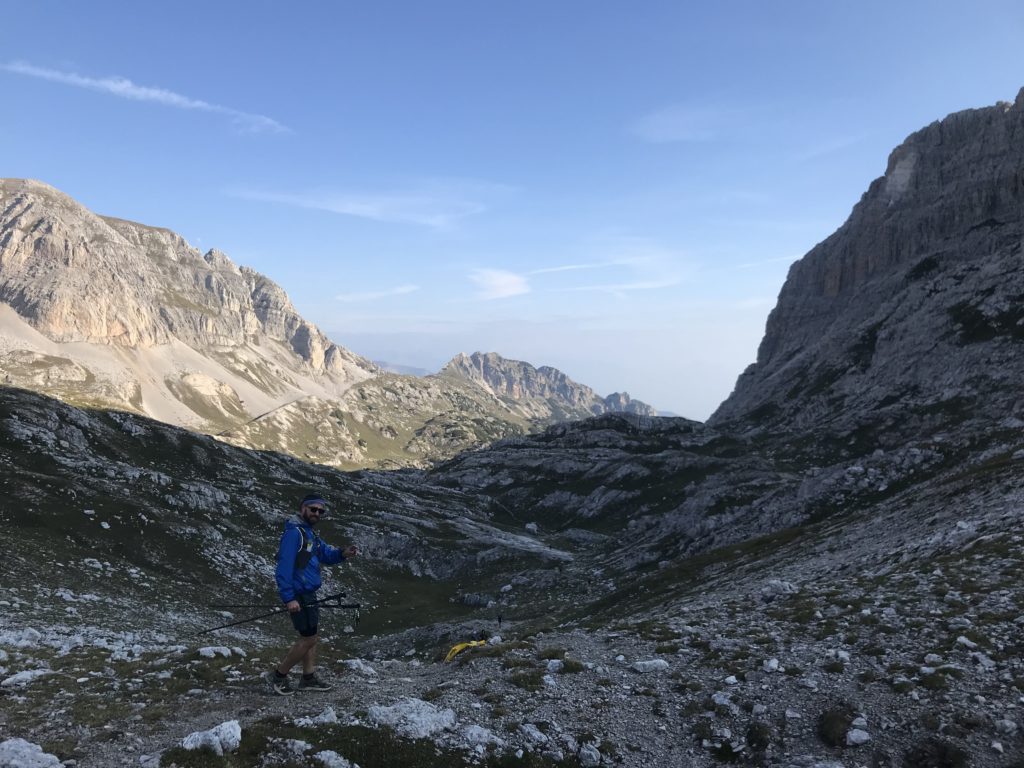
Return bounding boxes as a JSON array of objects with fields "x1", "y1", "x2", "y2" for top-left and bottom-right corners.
[
  {"x1": 902, "y1": 737, "x2": 969, "y2": 768},
  {"x1": 817, "y1": 702, "x2": 856, "y2": 747}
]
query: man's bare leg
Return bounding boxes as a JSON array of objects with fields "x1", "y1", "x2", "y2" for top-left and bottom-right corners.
[
  {"x1": 302, "y1": 638, "x2": 317, "y2": 674},
  {"x1": 277, "y1": 635, "x2": 317, "y2": 675}
]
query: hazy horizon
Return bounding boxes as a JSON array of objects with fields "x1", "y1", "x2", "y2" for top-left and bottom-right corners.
[{"x1": 3, "y1": 1, "x2": 1022, "y2": 418}]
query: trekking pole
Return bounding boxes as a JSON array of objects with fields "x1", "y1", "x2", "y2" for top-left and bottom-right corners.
[
  {"x1": 195, "y1": 593, "x2": 360, "y2": 636},
  {"x1": 195, "y1": 606, "x2": 290, "y2": 635},
  {"x1": 209, "y1": 591, "x2": 348, "y2": 610}
]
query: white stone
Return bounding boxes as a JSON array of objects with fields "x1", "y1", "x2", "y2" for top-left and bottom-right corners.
[
  {"x1": 631, "y1": 659, "x2": 669, "y2": 673},
  {"x1": 343, "y1": 658, "x2": 378, "y2": 676},
  {"x1": 314, "y1": 750, "x2": 354, "y2": 768},
  {"x1": 761, "y1": 579, "x2": 798, "y2": 597},
  {"x1": 0, "y1": 739, "x2": 62, "y2": 767},
  {"x1": 763, "y1": 658, "x2": 779, "y2": 672},
  {"x1": 284, "y1": 739, "x2": 312, "y2": 755},
  {"x1": 724, "y1": 675, "x2": 738, "y2": 685},
  {"x1": 197, "y1": 646, "x2": 232, "y2": 658},
  {"x1": 295, "y1": 707, "x2": 338, "y2": 727},
  {"x1": 367, "y1": 698, "x2": 455, "y2": 739},
  {"x1": 971, "y1": 652, "x2": 996, "y2": 670},
  {"x1": 956, "y1": 635, "x2": 978, "y2": 650},
  {"x1": 579, "y1": 743, "x2": 602, "y2": 767},
  {"x1": 463, "y1": 725, "x2": 503, "y2": 747},
  {"x1": 846, "y1": 728, "x2": 871, "y2": 746},
  {"x1": 181, "y1": 720, "x2": 241, "y2": 756},
  {"x1": 519, "y1": 723, "x2": 548, "y2": 744},
  {"x1": 1, "y1": 669, "x2": 53, "y2": 688},
  {"x1": 546, "y1": 659, "x2": 564, "y2": 673}
]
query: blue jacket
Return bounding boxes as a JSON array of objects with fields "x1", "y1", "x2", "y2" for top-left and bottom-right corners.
[{"x1": 275, "y1": 515, "x2": 344, "y2": 603}]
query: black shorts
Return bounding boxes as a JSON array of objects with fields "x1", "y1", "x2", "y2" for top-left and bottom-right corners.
[{"x1": 289, "y1": 592, "x2": 319, "y2": 637}]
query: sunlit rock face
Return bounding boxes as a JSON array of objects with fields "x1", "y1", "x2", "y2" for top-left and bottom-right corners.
[
  {"x1": 0, "y1": 182, "x2": 654, "y2": 468},
  {"x1": 0, "y1": 178, "x2": 372, "y2": 381},
  {"x1": 442, "y1": 351, "x2": 656, "y2": 421}
]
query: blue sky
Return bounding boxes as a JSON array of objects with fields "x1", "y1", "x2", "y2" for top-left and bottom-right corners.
[{"x1": 3, "y1": 1, "x2": 1023, "y2": 418}]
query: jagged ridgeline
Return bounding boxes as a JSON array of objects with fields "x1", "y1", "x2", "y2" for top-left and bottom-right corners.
[
  {"x1": 4, "y1": 91, "x2": 1024, "y2": 765},
  {"x1": 0, "y1": 185, "x2": 653, "y2": 469}
]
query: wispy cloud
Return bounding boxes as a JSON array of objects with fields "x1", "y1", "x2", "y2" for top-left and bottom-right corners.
[
  {"x1": 465, "y1": 262, "x2": 614, "y2": 301},
  {"x1": 566, "y1": 277, "x2": 681, "y2": 294},
  {"x1": 335, "y1": 284, "x2": 419, "y2": 303},
  {"x1": 2, "y1": 61, "x2": 287, "y2": 133},
  {"x1": 230, "y1": 186, "x2": 491, "y2": 231},
  {"x1": 469, "y1": 269, "x2": 530, "y2": 300},
  {"x1": 792, "y1": 133, "x2": 868, "y2": 162},
  {"x1": 631, "y1": 104, "x2": 737, "y2": 143},
  {"x1": 466, "y1": 251, "x2": 686, "y2": 302},
  {"x1": 528, "y1": 261, "x2": 616, "y2": 275},
  {"x1": 555, "y1": 242, "x2": 689, "y2": 296}
]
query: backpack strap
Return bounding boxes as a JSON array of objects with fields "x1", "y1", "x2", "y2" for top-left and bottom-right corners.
[{"x1": 294, "y1": 526, "x2": 319, "y2": 572}]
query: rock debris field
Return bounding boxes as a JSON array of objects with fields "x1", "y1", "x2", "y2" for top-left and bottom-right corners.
[{"x1": 2, "y1": 482, "x2": 1023, "y2": 768}]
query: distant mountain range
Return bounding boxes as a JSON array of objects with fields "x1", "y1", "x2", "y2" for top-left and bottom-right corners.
[
  {"x1": 0, "y1": 181, "x2": 655, "y2": 467},
  {"x1": 373, "y1": 360, "x2": 434, "y2": 377},
  {"x1": 440, "y1": 352, "x2": 655, "y2": 421}
]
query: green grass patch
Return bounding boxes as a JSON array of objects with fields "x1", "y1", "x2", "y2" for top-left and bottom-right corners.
[
  {"x1": 161, "y1": 720, "x2": 583, "y2": 767},
  {"x1": 508, "y1": 669, "x2": 545, "y2": 692}
]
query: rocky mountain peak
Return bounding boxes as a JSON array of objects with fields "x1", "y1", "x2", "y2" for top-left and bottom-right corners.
[
  {"x1": 711, "y1": 89, "x2": 1024, "y2": 440},
  {"x1": 441, "y1": 351, "x2": 656, "y2": 419},
  {"x1": 0, "y1": 178, "x2": 373, "y2": 379}
]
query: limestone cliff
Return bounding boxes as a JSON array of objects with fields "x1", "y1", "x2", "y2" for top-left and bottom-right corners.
[
  {"x1": 0, "y1": 179, "x2": 372, "y2": 381},
  {"x1": 711, "y1": 88, "x2": 1024, "y2": 444},
  {"x1": 0, "y1": 183, "x2": 650, "y2": 467},
  {"x1": 441, "y1": 351, "x2": 656, "y2": 421}
]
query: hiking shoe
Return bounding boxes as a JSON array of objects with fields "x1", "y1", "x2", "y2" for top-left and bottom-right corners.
[
  {"x1": 264, "y1": 671, "x2": 295, "y2": 696},
  {"x1": 297, "y1": 674, "x2": 333, "y2": 692}
]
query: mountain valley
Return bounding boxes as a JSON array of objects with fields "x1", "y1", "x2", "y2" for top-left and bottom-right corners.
[{"x1": 3, "y1": 91, "x2": 1024, "y2": 767}]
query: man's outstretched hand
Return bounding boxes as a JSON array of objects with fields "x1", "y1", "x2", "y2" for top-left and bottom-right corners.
[{"x1": 343, "y1": 545, "x2": 359, "y2": 558}]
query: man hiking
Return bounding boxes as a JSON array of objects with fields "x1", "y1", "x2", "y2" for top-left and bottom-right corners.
[{"x1": 265, "y1": 493, "x2": 358, "y2": 695}]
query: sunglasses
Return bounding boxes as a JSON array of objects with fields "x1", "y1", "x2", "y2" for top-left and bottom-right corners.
[{"x1": 305, "y1": 506, "x2": 327, "y2": 514}]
